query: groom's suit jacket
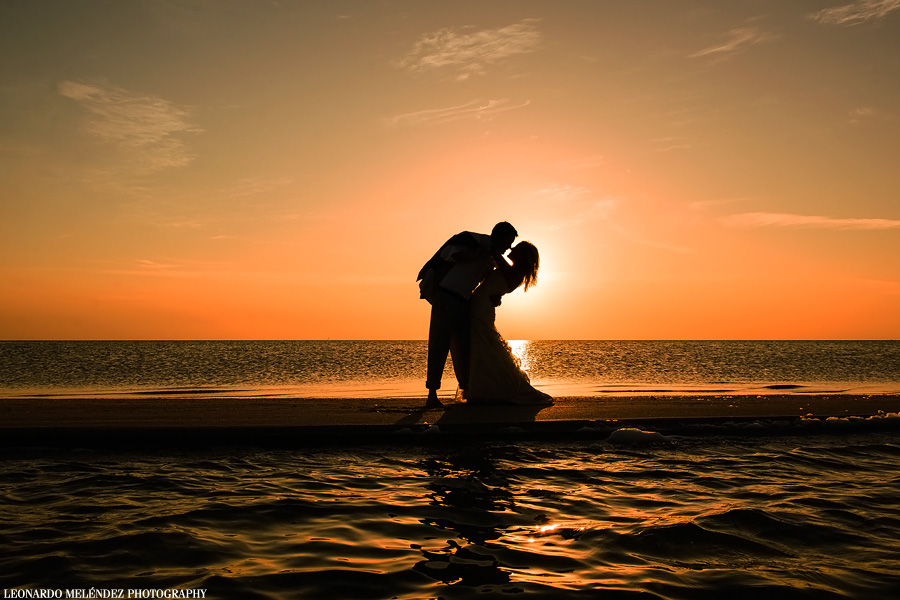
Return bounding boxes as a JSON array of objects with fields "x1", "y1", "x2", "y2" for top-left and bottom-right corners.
[
  {"x1": 416, "y1": 231, "x2": 484, "y2": 283},
  {"x1": 416, "y1": 231, "x2": 488, "y2": 302}
]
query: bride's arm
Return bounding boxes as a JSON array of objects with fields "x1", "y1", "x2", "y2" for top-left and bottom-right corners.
[
  {"x1": 502, "y1": 269, "x2": 525, "y2": 293},
  {"x1": 489, "y1": 269, "x2": 524, "y2": 306}
]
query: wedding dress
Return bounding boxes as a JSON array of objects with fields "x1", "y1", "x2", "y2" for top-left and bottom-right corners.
[{"x1": 465, "y1": 269, "x2": 553, "y2": 405}]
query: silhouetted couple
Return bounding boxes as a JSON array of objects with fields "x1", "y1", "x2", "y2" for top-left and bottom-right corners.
[{"x1": 417, "y1": 222, "x2": 552, "y2": 408}]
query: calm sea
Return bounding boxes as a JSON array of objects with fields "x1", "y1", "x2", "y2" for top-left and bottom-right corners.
[
  {"x1": 2, "y1": 340, "x2": 900, "y2": 398},
  {"x1": 2, "y1": 341, "x2": 900, "y2": 598}
]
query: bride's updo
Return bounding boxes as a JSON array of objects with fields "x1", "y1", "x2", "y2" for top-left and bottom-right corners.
[{"x1": 511, "y1": 241, "x2": 539, "y2": 291}]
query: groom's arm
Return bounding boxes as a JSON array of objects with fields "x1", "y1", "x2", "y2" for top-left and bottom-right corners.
[{"x1": 441, "y1": 232, "x2": 485, "y2": 263}]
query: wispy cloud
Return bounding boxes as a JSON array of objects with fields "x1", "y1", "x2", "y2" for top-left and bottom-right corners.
[
  {"x1": 810, "y1": 0, "x2": 900, "y2": 25},
  {"x1": 688, "y1": 27, "x2": 775, "y2": 59},
  {"x1": 99, "y1": 258, "x2": 190, "y2": 278},
  {"x1": 850, "y1": 106, "x2": 878, "y2": 122},
  {"x1": 722, "y1": 212, "x2": 900, "y2": 230},
  {"x1": 847, "y1": 105, "x2": 895, "y2": 124},
  {"x1": 651, "y1": 136, "x2": 693, "y2": 152},
  {"x1": 59, "y1": 80, "x2": 201, "y2": 173},
  {"x1": 534, "y1": 183, "x2": 596, "y2": 203},
  {"x1": 533, "y1": 184, "x2": 619, "y2": 230},
  {"x1": 396, "y1": 19, "x2": 541, "y2": 80},
  {"x1": 136, "y1": 259, "x2": 184, "y2": 272},
  {"x1": 385, "y1": 98, "x2": 530, "y2": 127}
]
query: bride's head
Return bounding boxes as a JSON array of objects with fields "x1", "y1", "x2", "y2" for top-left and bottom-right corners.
[{"x1": 510, "y1": 242, "x2": 539, "y2": 291}]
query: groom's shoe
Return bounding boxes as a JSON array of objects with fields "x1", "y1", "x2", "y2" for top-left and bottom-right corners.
[{"x1": 426, "y1": 389, "x2": 444, "y2": 408}]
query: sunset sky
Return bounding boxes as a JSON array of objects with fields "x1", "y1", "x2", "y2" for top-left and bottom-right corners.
[{"x1": 2, "y1": 0, "x2": 899, "y2": 340}]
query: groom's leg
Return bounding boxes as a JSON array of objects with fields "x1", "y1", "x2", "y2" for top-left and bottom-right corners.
[
  {"x1": 427, "y1": 289, "x2": 468, "y2": 391},
  {"x1": 426, "y1": 291, "x2": 453, "y2": 390},
  {"x1": 426, "y1": 313, "x2": 449, "y2": 390}
]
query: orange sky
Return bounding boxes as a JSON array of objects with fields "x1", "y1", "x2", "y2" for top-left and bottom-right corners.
[{"x1": 1, "y1": 1, "x2": 899, "y2": 339}]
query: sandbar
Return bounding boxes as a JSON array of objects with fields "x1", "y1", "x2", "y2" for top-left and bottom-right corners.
[{"x1": 2, "y1": 393, "x2": 899, "y2": 448}]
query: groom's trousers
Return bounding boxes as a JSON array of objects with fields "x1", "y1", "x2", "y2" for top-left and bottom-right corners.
[{"x1": 426, "y1": 287, "x2": 471, "y2": 391}]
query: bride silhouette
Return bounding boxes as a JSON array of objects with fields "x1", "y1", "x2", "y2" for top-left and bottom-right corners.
[{"x1": 465, "y1": 241, "x2": 552, "y2": 405}]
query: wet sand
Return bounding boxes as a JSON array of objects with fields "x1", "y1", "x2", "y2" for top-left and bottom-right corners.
[{"x1": 3, "y1": 393, "x2": 900, "y2": 447}]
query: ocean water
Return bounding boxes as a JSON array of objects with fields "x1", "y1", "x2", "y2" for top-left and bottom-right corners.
[
  {"x1": 2, "y1": 340, "x2": 899, "y2": 398},
  {"x1": 1, "y1": 433, "x2": 899, "y2": 598},
  {"x1": 2, "y1": 341, "x2": 900, "y2": 598}
]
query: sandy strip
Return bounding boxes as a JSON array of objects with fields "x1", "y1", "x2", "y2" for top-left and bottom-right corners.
[
  {"x1": 3, "y1": 394, "x2": 900, "y2": 429},
  {"x1": 2, "y1": 394, "x2": 899, "y2": 448}
]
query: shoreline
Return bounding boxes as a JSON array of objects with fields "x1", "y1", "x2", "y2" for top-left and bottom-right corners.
[{"x1": 2, "y1": 394, "x2": 899, "y2": 448}]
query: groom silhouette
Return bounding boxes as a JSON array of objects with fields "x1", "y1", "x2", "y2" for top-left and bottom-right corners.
[{"x1": 417, "y1": 222, "x2": 518, "y2": 407}]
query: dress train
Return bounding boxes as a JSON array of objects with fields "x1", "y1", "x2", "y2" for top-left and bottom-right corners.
[{"x1": 465, "y1": 271, "x2": 552, "y2": 405}]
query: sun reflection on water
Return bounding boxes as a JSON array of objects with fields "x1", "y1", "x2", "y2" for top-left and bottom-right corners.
[{"x1": 508, "y1": 339, "x2": 530, "y2": 372}]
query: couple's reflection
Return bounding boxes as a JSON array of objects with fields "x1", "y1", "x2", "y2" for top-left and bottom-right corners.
[{"x1": 412, "y1": 446, "x2": 515, "y2": 587}]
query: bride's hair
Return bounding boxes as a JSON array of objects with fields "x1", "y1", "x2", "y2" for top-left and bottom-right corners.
[{"x1": 512, "y1": 241, "x2": 540, "y2": 291}]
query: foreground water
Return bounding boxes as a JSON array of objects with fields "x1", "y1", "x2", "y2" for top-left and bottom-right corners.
[{"x1": 2, "y1": 429, "x2": 899, "y2": 599}]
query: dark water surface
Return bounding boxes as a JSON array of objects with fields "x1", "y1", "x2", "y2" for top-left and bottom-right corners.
[{"x1": 2, "y1": 429, "x2": 899, "y2": 599}]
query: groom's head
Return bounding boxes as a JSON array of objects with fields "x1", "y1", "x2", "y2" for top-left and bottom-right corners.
[{"x1": 490, "y1": 222, "x2": 518, "y2": 254}]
